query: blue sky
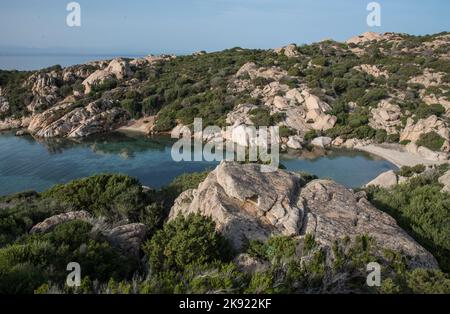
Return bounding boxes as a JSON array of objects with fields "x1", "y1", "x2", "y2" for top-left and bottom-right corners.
[{"x1": 0, "y1": 0, "x2": 449, "y2": 55}]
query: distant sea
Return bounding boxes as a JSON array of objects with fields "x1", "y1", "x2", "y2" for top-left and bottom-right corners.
[{"x1": 0, "y1": 54, "x2": 145, "y2": 71}]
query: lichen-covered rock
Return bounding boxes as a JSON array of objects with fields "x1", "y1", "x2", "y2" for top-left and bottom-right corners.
[{"x1": 170, "y1": 162, "x2": 438, "y2": 269}]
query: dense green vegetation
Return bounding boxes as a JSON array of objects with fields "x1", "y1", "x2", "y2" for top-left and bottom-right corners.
[
  {"x1": 366, "y1": 165, "x2": 450, "y2": 273},
  {"x1": 2, "y1": 32, "x2": 449, "y2": 148},
  {"x1": 1, "y1": 168, "x2": 449, "y2": 294},
  {"x1": 416, "y1": 131, "x2": 446, "y2": 151}
]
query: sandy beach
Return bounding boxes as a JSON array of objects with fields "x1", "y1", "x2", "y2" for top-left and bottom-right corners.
[
  {"x1": 116, "y1": 116, "x2": 155, "y2": 134},
  {"x1": 356, "y1": 143, "x2": 450, "y2": 168}
]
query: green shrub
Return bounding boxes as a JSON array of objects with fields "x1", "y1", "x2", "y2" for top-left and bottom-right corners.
[
  {"x1": 367, "y1": 174, "x2": 450, "y2": 272},
  {"x1": 41, "y1": 174, "x2": 148, "y2": 222},
  {"x1": 416, "y1": 131, "x2": 445, "y2": 151},
  {"x1": 304, "y1": 130, "x2": 318, "y2": 142},
  {"x1": 121, "y1": 99, "x2": 142, "y2": 119},
  {"x1": 143, "y1": 214, "x2": 231, "y2": 272}
]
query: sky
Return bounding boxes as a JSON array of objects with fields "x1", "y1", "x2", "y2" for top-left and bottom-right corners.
[{"x1": 0, "y1": 0, "x2": 449, "y2": 55}]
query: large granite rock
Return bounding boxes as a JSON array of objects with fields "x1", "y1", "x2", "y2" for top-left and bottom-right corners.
[
  {"x1": 169, "y1": 162, "x2": 438, "y2": 269},
  {"x1": 169, "y1": 162, "x2": 305, "y2": 250},
  {"x1": 400, "y1": 115, "x2": 450, "y2": 148},
  {"x1": 365, "y1": 170, "x2": 398, "y2": 188},
  {"x1": 28, "y1": 99, "x2": 129, "y2": 138},
  {"x1": 311, "y1": 136, "x2": 332, "y2": 148},
  {"x1": 82, "y1": 58, "x2": 132, "y2": 94}
]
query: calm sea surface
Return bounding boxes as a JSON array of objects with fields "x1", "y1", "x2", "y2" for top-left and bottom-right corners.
[{"x1": 0, "y1": 131, "x2": 397, "y2": 196}]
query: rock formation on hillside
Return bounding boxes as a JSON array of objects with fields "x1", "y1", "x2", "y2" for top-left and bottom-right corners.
[
  {"x1": 28, "y1": 99, "x2": 129, "y2": 138},
  {"x1": 0, "y1": 31, "x2": 448, "y2": 158},
  {"x1": 170, "y1": 162, "x2": 438, "y2": 269},
  {"x1": 30, "y1": 210, "x2": 147, "y2": 257}
]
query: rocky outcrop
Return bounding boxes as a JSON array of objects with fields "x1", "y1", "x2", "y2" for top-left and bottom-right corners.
[
  {"x1": 438, "y1": 170, "x2": 450, "y2": 193},
  {"x1": 30, "y1": 211, "x2": 92, "y2": 234},
  {"x1": 236, "y1": 62, "x2": 287, "y2": 81},
  {"x1": 105, "y1": 223, "x2": 148, "y2": 257},
  {"x1": 409, "y1": 69, "x2": 444, "y2": 88},
  {"x1": 82, "y1": 58, "x2": 133, "y2": 94},
  {"x1": 225, "y1": 103, "x2": 257, "y2": 127},
  {"x1": 234, "y1": 253, "x2": 269, "y2": 274},
  {"x1": 169, "y1": 162, "x2": 305, "y2": 250},
  {"x1": 400, "y1": 115, "x2": 450, "y2": 151},
  {"x1": 28, "y1": 99, "x2": 129, "y2": 138},
  {"x1": 369, "y1": 100, "x2": 402, "y2": 134},
  {"x1": 273, "y1": 44, "x2": 300, "y2": 58},
  {"x1": 355, "y1": 64, "x2": 389, "y2": 79},
  {"x1": 286, "y1": 135, "x2": 303, "y2": 149},
  {"x1": 169, "y1": 162, "x2": 438, "y2": 269},
  {"x1": 311, "y1": 136, "x2": 332, "y2": 148},
  {"x1": 0, "y1": 116, "x2": 31, "y2": 131},
  {"x1": 299, "y1": 179, "x2": 436, "y2": 268},
  {"x1": 30, "y1": 211, "x2": 147, "y2": 257},
  {"x1": 365, "y1": 170, "x2": 398, "y2": 188},
  {"x1": 346, "y1": 32, "x2": 403, "y2": 45}
]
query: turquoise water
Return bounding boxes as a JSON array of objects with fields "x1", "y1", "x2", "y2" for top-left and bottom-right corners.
[{"x1": 0, "y1": 131, "x2": 397, "y2": 196}]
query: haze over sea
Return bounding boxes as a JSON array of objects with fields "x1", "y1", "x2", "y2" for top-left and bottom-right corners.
[{"x1": 0, "y1": 54, "x2": 145, "y2": 71}]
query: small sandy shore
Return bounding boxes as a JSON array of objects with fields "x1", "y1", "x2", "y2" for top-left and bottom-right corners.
[
  {"x1": 356, "y1": 143, "x2": 450, "y2": 168},
  {"x1": 116, "y1": 116, "x2": 155, "y2": 134}
]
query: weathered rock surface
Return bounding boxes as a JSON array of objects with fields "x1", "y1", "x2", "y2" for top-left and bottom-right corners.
[
  {"x1": 355, "y1": 64, "x2": 389, "y2": 78},
  {"x1": 30, "y1": 211, "x2": 92, "y2": 234},
  {"x1": 438, "y1": 170, "x2": 450, "y2": 193},
  {"x1": 311, "y1": 136, "x2": 332, "y2": 148},
  {"x1": 105, "y1": 223, "x2": 148, "y2": 257},
  {"x1": 30, "y1": 211, "x2": 147, "y2": 257},
  {"x1": 28, "y1": 99, "x2": 129, "y2": 138},
  {"x1": 299, "y1": 179, "x2": 436, "y2": 268},
  {"x1": 287, "y1": 135, "x2": 303, "y2": 149},
  {"x1": 401, "y1": 115, "x2": 449, "y2": 143},
  {"x1": 82, "y1": 58, "x2": 133, "y2": 94},
  {"x1": 169, "y1": 162, "x2": 438, "y2": 269},
  {"x1": 369, "y1": 100, "x2": 402, "y2": 134},
  {"x1": 273, "y1": 44, "x2": 300, "y2": 58},
  {"x1": 169, "y1": 162, "x2": 305, "y2": 250},
  {"x1": 365, "y1": 170, "x2": 398, "y2": 188},
  {"x1": 234, "y1": 253, "x2": 270, "y2": 274},
  {"x1": 0, "y1": 116, "x2": 31, "y2": 131}
]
